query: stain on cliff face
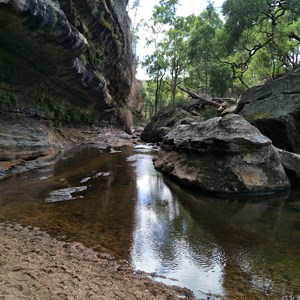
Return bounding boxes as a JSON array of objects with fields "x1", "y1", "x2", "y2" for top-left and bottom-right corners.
[{"x1": 0, "y1": 0, "x2": 134, "y2": 116}]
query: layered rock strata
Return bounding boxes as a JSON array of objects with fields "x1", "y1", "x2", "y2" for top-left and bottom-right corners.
[
  {"x1": 0, "y1": 0, "x2": 136, "y2": 178},
  {"x1": 0, "y1": 0, "x2": 133, "y2": 115},
  {"x1": 153, "y1": 114, "x2": 290, "y2": 195}
]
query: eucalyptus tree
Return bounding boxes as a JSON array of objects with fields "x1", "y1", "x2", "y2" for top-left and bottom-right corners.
[
  {"x1": 142, "y1": 10, "x2": 167, "y2": 114},
  {"x1": 221, "y1": 0, "x2": 300, "y2": 87},
  {"x1": 143, "y1": 47, "x2": 168, "y2": 114},
  {"x1": 152, "y1": 0, "x2": 183, "y2": 106},
  {"x1": 143, "y1": 0, "x2": 193, "y2": 107},
  {"x1": 129, "y1": 0, "x2": 142, "y2": 58},
  {"x1": 164, "y1": 15, "x2": 193, "y2": 105},
  {"x1": 187, "y1": 2, "x2": 232, "y2": 96}
]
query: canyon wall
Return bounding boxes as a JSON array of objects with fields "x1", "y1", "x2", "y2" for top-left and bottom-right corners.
[
  {"x1": 0, "y1": 0, "x2": 135, "y2": 120},
  {"x1": 0, "y1": 0, "x2": 139, "y2": 178}
]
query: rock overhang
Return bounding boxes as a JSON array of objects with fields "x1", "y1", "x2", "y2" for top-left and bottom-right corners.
[{"x1": 0, "y1": 0, "x2": 133, "y2": 114}]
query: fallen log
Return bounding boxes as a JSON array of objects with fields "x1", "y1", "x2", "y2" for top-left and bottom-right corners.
[
  {"x1": 178, "y1": 86, "x2": 221, "y2": 109},
  {"x1": 212, "y1": 97, "x2": 236, "y2": 104}
]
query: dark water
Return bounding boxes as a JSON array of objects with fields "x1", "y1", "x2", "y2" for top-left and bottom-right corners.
[{"x1": 0, "y1": 145, "x2": 300, "y2": 299}]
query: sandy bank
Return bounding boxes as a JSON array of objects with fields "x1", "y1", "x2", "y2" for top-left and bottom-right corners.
[{"x1": 0, "y1": 222, "x2": 194, "y2": 300}]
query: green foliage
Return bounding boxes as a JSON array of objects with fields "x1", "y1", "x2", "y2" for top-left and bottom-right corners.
[
  {"x1": 187, "y1": 4, "x2": 230, "y2": 95},
  {"x1": 221, "y1": 0, "x2": 268, "y2": 53},
  {"x1": 143, "y1": 0, "x2": 193, "y2": 112},
  {"x1": 208, "y1": 64, "x2": 233, "y2": 97},
  {"x1": 140, "y1": 0, "x2": 300, "y2": 118},
  {"x1": 221, "y1": 0, "x2": 300, "y2": 86},
  {"x1": 152, "y1": 0, "x2": 179, "y2": 25}
]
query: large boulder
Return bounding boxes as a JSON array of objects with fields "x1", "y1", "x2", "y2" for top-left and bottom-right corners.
[
  {"x1": 141, "y1": 108, "x2": 204, "y2": 142},
  {"x1": 235, "y1": 69, "x2": 300, "y2": 153},
  {"x1": 153, "y1": 114, "x2": 290, "y2": 195},
  {"x1": 276, "y1": 148, "x2": 300, "y2": 186}
]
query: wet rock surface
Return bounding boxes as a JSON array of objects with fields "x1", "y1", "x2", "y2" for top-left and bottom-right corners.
[
  {"x1": 0, "y1": 112, "x2": 140, "y2": 180},
  {"x1": 153, "y1": 114, "x2": 290, "y2": 195},
  {"x1": 0, "y1": 222, "x2": 194, "y2": 299},
  {"x1": 0, "y1": 113, "x2": 64, "y2": 179}
]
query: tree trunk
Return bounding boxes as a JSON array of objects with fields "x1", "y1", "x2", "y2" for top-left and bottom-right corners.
[
  {"x1": 154, "y1": 77, "x2": 159, "y2": 114},
  {"x1": 177, "y1": 86, "x2": 221, "y2": 109}
]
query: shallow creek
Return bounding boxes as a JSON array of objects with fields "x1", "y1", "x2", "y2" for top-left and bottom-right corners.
[{"x1": 0, "y1": 145, "x2": 299, "y2": 299}]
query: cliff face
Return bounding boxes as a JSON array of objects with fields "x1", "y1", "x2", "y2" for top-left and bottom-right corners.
[
  {"x1": 0, "y1": 0, "x2": 133, "y2": 118},
  {"x1": 0, "y1": 0, "x2": 137, "y2": 178}
]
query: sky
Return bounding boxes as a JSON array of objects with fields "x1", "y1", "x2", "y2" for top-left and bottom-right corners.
[{"x1": 127, "y1": 0, "x2": 225, "y2": 80}]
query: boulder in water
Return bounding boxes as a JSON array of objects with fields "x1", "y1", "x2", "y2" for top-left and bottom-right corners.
[{"x1": 153, "y1": 114, "x2": 290, "y2": 195}]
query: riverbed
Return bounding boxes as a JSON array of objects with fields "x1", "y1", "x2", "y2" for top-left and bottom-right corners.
[{"x1": 0, "y1": 144, "x2": 299, "y2": 299}]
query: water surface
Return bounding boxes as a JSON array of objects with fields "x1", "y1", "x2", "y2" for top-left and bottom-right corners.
[{"x1": 0, "y1": 145, "x2": 299, "y2": 299}]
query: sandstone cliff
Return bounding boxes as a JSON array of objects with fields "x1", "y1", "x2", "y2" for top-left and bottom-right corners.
[
  {"x1": 0, "y1": 0, "x2": 134, "y2": 118},
  {"x1": 0, "y1": 0, "x2": 138, "y2": 178}
]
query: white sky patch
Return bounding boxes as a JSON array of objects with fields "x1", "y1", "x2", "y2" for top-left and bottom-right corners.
[{"x1": 128, "y1": 0, "x2": 225, "y2": 80}]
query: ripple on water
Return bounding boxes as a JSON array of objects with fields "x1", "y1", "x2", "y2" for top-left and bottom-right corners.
[{"x1": 80, "y1": 177, "x2": 91, "y2": 183}]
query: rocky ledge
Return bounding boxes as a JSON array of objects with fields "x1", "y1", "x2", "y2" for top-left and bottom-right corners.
[
  {"x1": 236, "y1": 69, "x2": 300, "y2": 153},
  {"x1": 153, "y1": 114, "x2": 290, "y2": 195},
  {"x1": 0, "y1": 112, "x2": 140, "y2": 180},
  {"x1": 141, "y1": 107, "x2": 204, "y2": 143}
]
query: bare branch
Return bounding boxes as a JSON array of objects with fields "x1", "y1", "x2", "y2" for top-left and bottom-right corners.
[
  {"x1": 288, "y1": 32, "x2": 300, "y2": 42},
  {"x1": 177, "y1": 86, "x2": 221, "y2": 109}
]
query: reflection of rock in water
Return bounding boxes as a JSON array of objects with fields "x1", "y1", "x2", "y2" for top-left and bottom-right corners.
[
  {"x1": 0, "y1": 146, "x2": 137, "y2": 260},
  {"x1": 163, "y1": 177, "x2": 299, "y2": 299},
  {"x1": 0, "y1": 145, "x2": 299, "y2": 299}
]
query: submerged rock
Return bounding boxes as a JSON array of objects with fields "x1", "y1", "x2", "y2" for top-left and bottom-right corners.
[
  {"x1": 236, "y1": 69, "x2": 300, "y2": 153},
  {"x1": 153, "y1": 114, "x2": 290, "y2": 195}
]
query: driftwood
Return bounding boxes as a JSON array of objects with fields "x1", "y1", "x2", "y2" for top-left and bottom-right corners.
[
  {"x1": 212, "y1": 97, "x2": 237, "y2": 104},
  {"x1": 178, "y1": 86, "x2": 221, "y2": 109},
  {"x1": 178, "y1": 86, "x2": 237, "y2": 113}
]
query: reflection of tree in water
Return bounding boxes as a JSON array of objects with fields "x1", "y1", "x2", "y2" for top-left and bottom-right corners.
[
  {"x1": 166, "y1": 179, "x2": 300, "y2": 299},
  {"x1": 132, "y1": 153, "x2": 224, "y2": 296},
  {"x1": 2, "y1": 146, "x2": 299, "y2": 298}
]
